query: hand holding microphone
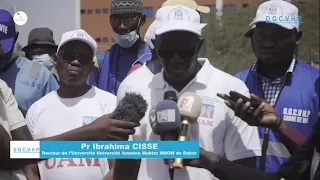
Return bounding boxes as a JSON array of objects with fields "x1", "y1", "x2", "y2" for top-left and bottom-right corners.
[
  {"x1": 90, "y1": 92, "x2": 147, "y2": 140},
  {"x1": 173, "y1": 92, "x2": 202, "y2": 169}
]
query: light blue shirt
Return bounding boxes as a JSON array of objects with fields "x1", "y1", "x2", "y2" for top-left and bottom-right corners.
[{"x1": 0, "y1": 56, "x2": 59, "y2": 111}]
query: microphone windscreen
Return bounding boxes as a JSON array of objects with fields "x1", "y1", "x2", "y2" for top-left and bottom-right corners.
[
  {"x1": 110, "y1": 92, "x2": 147, "y2": 123},
  {"x1": 154, "y1": 100, "x2": 181, "y2": 133},
  {"x1": 177, "y1": 92, "x2": 201, "y2": 123}
]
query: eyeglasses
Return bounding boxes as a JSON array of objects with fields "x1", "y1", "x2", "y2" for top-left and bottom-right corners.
[
  {"x1": 58, "y1": 51, "x2": 92, "y2": 65},
  {"x1": 110, "y1": 16, "x2": 140, "y2": 27},
  {"x1": 157, "y1": 48, "x2": 197, "y2": 59}
]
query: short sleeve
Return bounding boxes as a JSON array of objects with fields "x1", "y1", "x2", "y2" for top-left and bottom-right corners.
[
  {"x1": 224, "y1": 82, "x2": 262, "y2": 161},
  {"x1": 25, "y1": 103, "x2": 38, "y2": 137},
  {"x1": 0, "y1": 80, "x2": 26, "y2": 131}
]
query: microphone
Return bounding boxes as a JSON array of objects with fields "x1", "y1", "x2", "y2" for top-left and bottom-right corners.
[
  {"x1": 110, "y1": 92, "x2": 148, "y2": 123},
  {"x1": 149, "y1": 100, "x2": 181, "y2": 180},
  {"x1": 173, "y1": 92, "x2": 202, "y2": 169},
  {"x1": 164, "y1": 91, "x2": 178, "y2": 102}
]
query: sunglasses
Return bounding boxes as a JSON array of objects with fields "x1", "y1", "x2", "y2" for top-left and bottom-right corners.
[
  {"x1": 58, "y1": 51, "x2": 92, "y2": 65},
  {"x1": 110, "y1": 16, "x2": 140, "y2": 27},
  {"x1": 157, "y1": 48, "x2": 197, "y2": 59}
]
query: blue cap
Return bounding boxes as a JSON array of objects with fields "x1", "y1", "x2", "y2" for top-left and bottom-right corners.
[{"x1": 0, "y1": 9, "x2": 16, "y2": 54}]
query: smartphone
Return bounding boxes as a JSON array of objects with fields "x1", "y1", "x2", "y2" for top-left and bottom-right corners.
[
  {"x1": 229, "y1": 91, "x2": 260, "y2": 108},
  {"x1": 217, "y1": 93, "x2": 236, "y2": 104}
]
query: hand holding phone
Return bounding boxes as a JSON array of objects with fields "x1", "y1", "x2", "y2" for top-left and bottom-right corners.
[
  {"x1": 217, "y1": 92, "x2": 281, "y2": 128},
  {"x1": 229, "y1": 91, "x2": 261, "y2": 108}
]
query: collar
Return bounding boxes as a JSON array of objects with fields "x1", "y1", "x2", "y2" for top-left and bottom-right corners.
[
  {"x1": 251, "y1": 58, "x2": 296, "y2": 83},
  {"x1": 152, "y1": 58, "x2": 212, "y2": 89}
]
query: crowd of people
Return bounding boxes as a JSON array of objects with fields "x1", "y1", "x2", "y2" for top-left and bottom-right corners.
[{"x1": 0, "y1": 0, "x2": 319, "y2": 180}]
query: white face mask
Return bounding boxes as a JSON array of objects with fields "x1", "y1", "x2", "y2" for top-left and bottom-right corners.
[
  {"x1": 32, "y1": 54, "x2": 54, "y2": 71},
  {"x1": 114, "y1": 30, "x2": 139, "y2": 48}
]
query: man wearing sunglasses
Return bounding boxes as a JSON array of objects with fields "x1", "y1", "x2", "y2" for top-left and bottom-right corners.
[
  {"x1": 234, "y1": 0, "x2": 320, "y2": 173},
  {"x1": 89, "y1": 0, "x2": 151, "y2": 95},
  {"x1": 0, "y1": 9, "x2": 58, "y2": 114},
  {"x1": 113, "y1": 5, "x2": 261, "y2": 180},
  {"x1": 23, "y1": 29, "x2": 119, "y2": 180},
  {"x1": 127, "y1": 0, "x2": 211, "y2": 76}
]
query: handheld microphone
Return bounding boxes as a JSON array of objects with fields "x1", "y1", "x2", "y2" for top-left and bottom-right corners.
[
  {"x1": 110, "y1": 92, "x2": 148, "y2": 123},
  {"x1": 173, "y1": 92, "x2": 201, "y2": 169},
  {"x1": 164, "y1": 91, "x2": 178, "y2": 102}
]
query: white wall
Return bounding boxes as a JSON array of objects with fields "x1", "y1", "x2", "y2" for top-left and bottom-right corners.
[{"x1": 0, "y1": 0, "x2": 80, "y2": 47}]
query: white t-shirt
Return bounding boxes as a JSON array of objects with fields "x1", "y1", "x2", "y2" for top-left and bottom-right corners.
[
  {"x1": 26, "y1": 86, "x2": 116, "y2": 180},
  {"x1": 0, "y1": 79, "x2": 27, "y2": 180},
  {"x1": 117, "y1": 58, "x2": 262, "y2": 180}
]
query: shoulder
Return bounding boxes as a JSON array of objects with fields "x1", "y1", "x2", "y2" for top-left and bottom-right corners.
[
  {"x1": 93, "y1": 87, "x2": 116, "y2": 101},
  {"x1": 234, "y1": 67, "x2": 252, "y2": 80},
  {"x1": 31, "y1": 91, "x2": 57, "y2": 108},
  {"x1": 120, "y1": 64, "x2": 153, "y2": 89},
  {"x1": 212, "y1": 66, "x2": 248, "y2": 88},
  {"x1": 296, "y1": 60, "x2": 320, "y2": 76},
  {"x1": 0, "y1": 79, "x2": 13, "y2": 102}
]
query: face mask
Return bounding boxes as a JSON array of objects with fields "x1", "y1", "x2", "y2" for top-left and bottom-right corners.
[
  {"x1": 32, "y1": 54, "x2": 54, "y2": 71},
  {"x1": 114, "y1": 30, "x2": 139, "y2": 48}
]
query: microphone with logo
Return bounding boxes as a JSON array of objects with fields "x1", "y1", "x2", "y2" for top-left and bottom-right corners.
[
  {"x1": 110, "y1": 92, "x2": 148, "y2": 123},
  {"x1": 173, "y1": 92, "x2": 202, "y2": 169},
  {"x1": 149, "y1": 99, "x2": 181, "y2": 180}
]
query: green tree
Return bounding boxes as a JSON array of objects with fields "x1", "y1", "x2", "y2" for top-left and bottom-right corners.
[{"x1": 200, "y1": 0, "x2": 319, "y2": 75}]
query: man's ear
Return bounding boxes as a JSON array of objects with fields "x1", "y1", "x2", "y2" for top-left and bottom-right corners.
[
  {"x1": 14, "y1": 32, "x2": 19, "y2": 43},
  {"x1": 197, "y1": 37, "x2": 204, "y2": 52},
  {"x1": 53, "y1": 54, "x2": 58, "y2": 67},
  {"x1": 296, "y1": 31, "x2": 302, "y2": 45},
  {"x1": 140, "y1": 15, "x2": 146, "y2": 26}
]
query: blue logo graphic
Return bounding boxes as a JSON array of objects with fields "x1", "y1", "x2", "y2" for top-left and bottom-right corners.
[
  {"x1": 13, "y1": 147, "x2": 40, "y2": 153},
  {"x1": 83, "y1": 116, "x2": 98, "y2": 125},
  {"x1": 266, "y1": 15, "x2": 303, "y2": 24}
]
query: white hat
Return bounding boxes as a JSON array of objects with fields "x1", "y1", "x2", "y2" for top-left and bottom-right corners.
[
  {"x1": 154, "y1": 5, "x2": 206, "y2": 36},
  {"x1": 57, "y1": 29, "x2": 97, "y2": 53},
  {"x1": 249, "y1": 0, "x2": 300, "y2": 32},
  {"x1": 144, "y1": 21, "x2": 156, "y2": 49}
]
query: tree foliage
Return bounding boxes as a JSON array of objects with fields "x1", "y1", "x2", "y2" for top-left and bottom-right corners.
[{"x1": 200, "y1": 0, "x2": 319, "y2": 75}]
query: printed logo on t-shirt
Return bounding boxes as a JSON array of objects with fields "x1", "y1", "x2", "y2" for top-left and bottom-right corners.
[
  {"x1": 44, "y1": 158, "x2": 100, "y2": 169},
  {"x1": 197, "y1": 104, "x2": 215, "y2": 127},
  {"x1": 83, "y1": 116, "x2": 98, "y2": 125},
  {"x1": 20, "y1": 80, "x2": 42, "y2": 90},
  {"x1": 282, "y1": 108, "x2": 311, "y2": 124}
]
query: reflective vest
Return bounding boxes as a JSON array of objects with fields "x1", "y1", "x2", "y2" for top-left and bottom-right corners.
[{"x1": 235, "y1": 60, "x2": 320, "y2": 172}]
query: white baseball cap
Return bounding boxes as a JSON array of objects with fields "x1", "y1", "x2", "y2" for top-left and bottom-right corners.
[
  {"x1": 57, "y1": 29, "x2": 97, "y2": 53},
  {"x1": 154, "y1": 5, "x2": 206, "y2": 36},
  {"x1": 249, "y1": 0, "x2": 300, "y2": 32},
  {"x1": 144, "y1": 21, "x2": 156, "y2": 49}
]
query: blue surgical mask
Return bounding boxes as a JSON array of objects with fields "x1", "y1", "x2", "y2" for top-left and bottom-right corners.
[
  {"x1": 32, "y1": 54, "x2": 54, "y2": 71},
  {"x1": 114, "y1": 30, "x2": 139, "y2": 48}
]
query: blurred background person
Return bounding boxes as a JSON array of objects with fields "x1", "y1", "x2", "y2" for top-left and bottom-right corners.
[
  {"x1": 89, "y1": 0, "x2": 152, "y2": 95},
  {"x1": 0, "y1": 9, "x2": 58, "y2": 115},
  {"x1": 22, "y1": 27, "x2": 59, "y2": 82}
]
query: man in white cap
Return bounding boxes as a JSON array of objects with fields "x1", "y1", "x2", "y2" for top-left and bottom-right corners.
[
  {"x1": 127, "y1": 0, "x2": 211, "y2": 75},
  {"x1": 232, "y1": 0, "x2": 320, "y2": 173},
  {"x1": 113, "y1": 5, "x2": 261, "y2": 180},
  {"x1": 22, "y1": 29, "x2": 125, "y2": 180}
]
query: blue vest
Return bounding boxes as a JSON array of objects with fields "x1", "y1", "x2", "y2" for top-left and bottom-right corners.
[{"x1": 235, "y1": 60, "x2": 320, "y2": 172}]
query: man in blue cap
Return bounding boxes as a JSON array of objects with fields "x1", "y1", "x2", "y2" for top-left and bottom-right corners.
[{"x1": 0, "y1": 9, "x2": 58, "y2": 115}]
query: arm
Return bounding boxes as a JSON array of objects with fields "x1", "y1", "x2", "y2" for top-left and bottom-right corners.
[
  {"x1": 274, "y1": 121, "x2": 307, "y2": 154},
  {"x1": 113, "y1": 159, "x2": 141, "y2": 180},
  {"x1": 224, "y1": 83, "x2": 261, "y2": 168}
]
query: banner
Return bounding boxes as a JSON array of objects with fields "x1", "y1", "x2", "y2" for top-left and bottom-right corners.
[{"x1": 10, "y1": 141, "x2": 200, "y2": 159}]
